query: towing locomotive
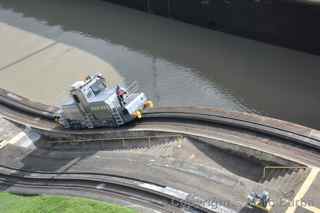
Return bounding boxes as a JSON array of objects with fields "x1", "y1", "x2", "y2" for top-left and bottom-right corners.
[{"x1": 55, "y1": 73, "x2": 153, "y2": 129}]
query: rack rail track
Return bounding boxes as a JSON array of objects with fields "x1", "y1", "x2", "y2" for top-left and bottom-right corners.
[
  {"x1": 1, "y1": 88, "x2": 320, "y2": 212},
  {"x1": 1, "y1": 87, "x2": 319, "y2": 151},
  {"x1": 0, "y1": 165, "x2": 221, "y2": 213}
]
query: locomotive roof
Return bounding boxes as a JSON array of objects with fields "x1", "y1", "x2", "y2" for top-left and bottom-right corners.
[{"x1": 87, "y1": 87, "x2": 117, "y2": 103}]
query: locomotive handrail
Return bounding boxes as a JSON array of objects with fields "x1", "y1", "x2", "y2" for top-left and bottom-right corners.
[{"x1": 126, "y1": 80, "x2": 139, "y2": 94}]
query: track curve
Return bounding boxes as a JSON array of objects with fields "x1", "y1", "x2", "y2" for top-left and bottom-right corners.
[
  {"x1": 1, "y1": 88, "x2": 320, "y2": 212},
  {"x1": 1, "y1": 87, "x2": 320, "y2": 168},
  {"x1": 0, "y1": 165, "x2": 220, "y2": 213},
  {"x1": 1, "y1": 87, "x2": 320, "y2": 150}
]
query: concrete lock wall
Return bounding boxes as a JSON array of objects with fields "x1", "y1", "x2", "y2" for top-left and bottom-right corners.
[{"x1": 102, "y1": 0, "x2": 320, "y2": 54}]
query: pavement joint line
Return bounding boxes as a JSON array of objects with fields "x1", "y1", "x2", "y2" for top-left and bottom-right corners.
[
  {"x1": 0, "y1": 41, "x2": 58, "y2": 72},
  {"x1": 0, "y1": 131, "x2": 27, "y2": 149},
  {"x1": 285, "y1": 167, "x2": 320, "y2": 213},
  {"x1": 56, "y1": 157, "x2": 81, "y2": 173}
]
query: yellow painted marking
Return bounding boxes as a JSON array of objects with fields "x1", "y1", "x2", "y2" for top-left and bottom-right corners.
[
  {"x1": 304, "y1": 206, "x2": 320, "y2": 213},
  {"x1": 176, "y1": 136, "x2": 183, "y2": 148},
  {"x1": 0, "y1": 132, "x2": 26, "y2": 149},
  {"x1": 285, "y1": 167, "x2": 320, "y2": 213},
  {"x1": 0, "y1": 140, "x2": 7, "y2": 149}
]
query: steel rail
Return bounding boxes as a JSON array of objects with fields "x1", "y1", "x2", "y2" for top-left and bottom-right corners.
[
  {"x1": 0, "y1": 175, "x2": 172, "y2": 213},
  {"x1": 0, "y1": 87, "x2": 320, "y2": 150},
  {"x1": 0, "y1": 88, "x2": 57, "y2": 119},
  {"x1": 143, "y1": 111, "x2": 320, "y2": 150},
  {"x1": 0, "y1": 165, "x2": 219, "y2": 213}
]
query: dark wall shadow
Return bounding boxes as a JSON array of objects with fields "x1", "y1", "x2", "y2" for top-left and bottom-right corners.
[{"x1": 189, "y1": 137, "x2": 264, "y2": 182}]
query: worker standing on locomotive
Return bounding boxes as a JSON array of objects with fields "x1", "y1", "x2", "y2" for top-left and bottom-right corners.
[
  {"x1": 116, "y1": 85, "x2": 127, "y2": 107},
  {"x1": 56, "y1": 73, "x2": 152, "y2": 129}
]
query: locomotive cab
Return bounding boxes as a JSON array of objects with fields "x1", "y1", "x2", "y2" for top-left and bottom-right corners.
[{"x1": 56, "y1": 73, "x2": 153, "y2": 129}]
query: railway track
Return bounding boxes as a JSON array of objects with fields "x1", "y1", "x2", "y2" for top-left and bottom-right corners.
[
  {"x1": 1, "y1": 87, "x2": 320, "y2": 150},
  {"x1": 0, "y1": 165, "x2": 222, "y2": 213},
  {"x1": 1, "y1": 88, "x2": 320, "y2": 212},
  {"x1": 1, "y1": 87, "x2": 320, "y2": 166}
]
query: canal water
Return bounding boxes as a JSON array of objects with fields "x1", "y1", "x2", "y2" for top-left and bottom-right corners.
[{"x1": 0, "y1": 0, "x2": 319, "y2": 129}]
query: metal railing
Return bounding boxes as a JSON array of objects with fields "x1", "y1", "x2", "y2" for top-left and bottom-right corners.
[
  {"x1": 126, "y1": 81, "x2": 139, "y2": 94},
  {"x1": 263, "y1": 166, "x2": 308, "y2": 178}
]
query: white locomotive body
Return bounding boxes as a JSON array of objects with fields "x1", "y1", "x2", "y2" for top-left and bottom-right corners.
[{"x1": 56, "y1": 73, "x2": 153, "y2": 129}]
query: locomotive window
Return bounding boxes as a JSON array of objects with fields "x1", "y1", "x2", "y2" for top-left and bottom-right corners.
[
  {"x1": 73, "y1": 95, "x2": 80, "y2": 103},
  {"x1": 91, "y1": 82, "x2": 105, "y2": 96},
  {"x1": 87, "y1": 88, "x2": 94, "y2": 98}
]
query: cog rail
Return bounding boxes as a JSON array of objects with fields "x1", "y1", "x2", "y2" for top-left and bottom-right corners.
[
  {"x1": 0, "y1": 165, "x2": 221, "y2": 213},
  {"x1": 0, "y1": 87, "x2": 320, "y2": 150}
]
